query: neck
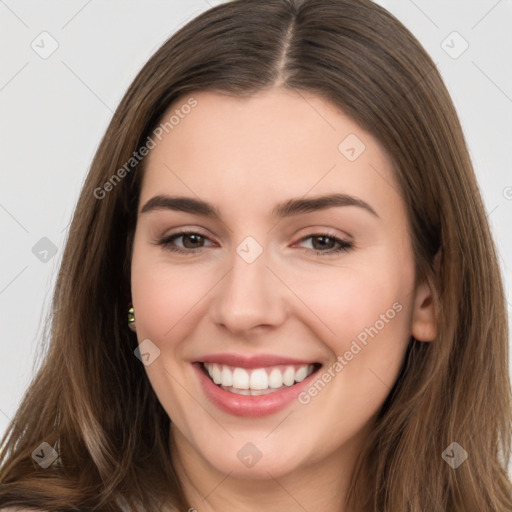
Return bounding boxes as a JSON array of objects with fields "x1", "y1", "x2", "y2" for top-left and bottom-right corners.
[{"x1": 170, "y1": 425, "x2": 369, "y2": 512}]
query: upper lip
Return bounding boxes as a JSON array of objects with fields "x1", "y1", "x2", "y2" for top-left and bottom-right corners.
[{"x1": 196, "y1": 353, "x2": 319, "y2": 369}]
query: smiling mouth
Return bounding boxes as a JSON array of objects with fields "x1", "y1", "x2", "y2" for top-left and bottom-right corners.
[{"x1": 200, "y1": 362, "x2": 322, "y2": 396}]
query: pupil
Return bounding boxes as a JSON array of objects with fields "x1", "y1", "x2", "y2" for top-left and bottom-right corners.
[
  {"x1": 312, "y1": 236, "x2": 334, "y2": 250},
  {"x1": 183, "y1": 234, "x2": 203, "y2": 248}
]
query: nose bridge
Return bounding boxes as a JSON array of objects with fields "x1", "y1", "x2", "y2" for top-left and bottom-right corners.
[{"x1": 211, "y1": 241, "x2": 286, "y2": 333}]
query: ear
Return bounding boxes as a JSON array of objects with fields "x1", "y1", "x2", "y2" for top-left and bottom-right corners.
[{"x1": 411, "y1": 250, "x2": 440, "y2": 342}]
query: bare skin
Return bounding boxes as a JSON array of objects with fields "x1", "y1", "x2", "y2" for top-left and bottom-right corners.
[{"x1": 130, "y1": 87, "x2": 436, "y2": 511}]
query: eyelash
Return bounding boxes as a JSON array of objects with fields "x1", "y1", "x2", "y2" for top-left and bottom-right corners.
[{"x1": 156, "y1": 230, "x2": 354, "y2": 256}]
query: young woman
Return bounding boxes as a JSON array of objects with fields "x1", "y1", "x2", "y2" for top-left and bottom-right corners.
[{"x1": 1, "y1": 0, "x2": 511, "y2": 511}]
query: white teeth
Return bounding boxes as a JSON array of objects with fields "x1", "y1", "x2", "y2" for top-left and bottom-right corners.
[
  {"x1": 268, "y1": 368, "x2": 283, "y2": 388},
  {"x1": 282, "y1": 366, "x2": 295, "y2": 386},
  {"x1": 232, "y1": 368, "x2": 249, "y2": 389},
  {"x1": 203, "y1": 362, "x2": 316, "y2": 393},
  {"x1": 221, "y1": 365, "x2": 233, "y2": 387},
  {"x1": 295, "y1": 366, "x2": 308, "y2": 382},
  {"x1": 211, "y1": 364, "x2": 222, "y2": 385},
  {"x1": 249, "y1": 369, "x2": 268, "y2": 390}
]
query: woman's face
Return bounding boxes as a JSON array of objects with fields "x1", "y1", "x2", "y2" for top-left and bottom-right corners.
[{"x1": 130, "y1": 87, "x2": 435, "y2": 479}]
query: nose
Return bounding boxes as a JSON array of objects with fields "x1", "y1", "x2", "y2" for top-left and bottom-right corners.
[{"x1": 209, "y1": 247, "x2": 287, "y2": 336}]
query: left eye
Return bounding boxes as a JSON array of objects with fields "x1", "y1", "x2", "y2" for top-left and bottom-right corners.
[{"x1": 297, "y1": 234, "x2": 353, "y2": 254}]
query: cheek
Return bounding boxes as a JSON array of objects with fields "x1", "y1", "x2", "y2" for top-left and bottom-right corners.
[
  {"x1": 292, "y1": 256, "x2": 413, "y2": 348},
  {"x1": 130, "y1": 247, "x2": 213, "y2": 423},
  {"x1": 290, "y1": 258, "x2": 413, "y2": 443},
  {"x1": 287, "y1": 250, "x2": 415, "y2": 411},
  {"x1": 130, "y1": 256, "x2": 214, "y2": 343},
  {"x1": 130, "y1": 243, "x2": 233, "y2": 402}
]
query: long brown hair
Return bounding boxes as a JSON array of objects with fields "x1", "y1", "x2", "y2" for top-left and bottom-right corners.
[{"x1": 1, "y1": 0, "x2": 510, "y2": 510}]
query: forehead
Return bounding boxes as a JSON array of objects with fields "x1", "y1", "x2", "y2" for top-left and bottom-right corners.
[{"x1": 140, "y1": 88, "x2": 402, "y2": 220}]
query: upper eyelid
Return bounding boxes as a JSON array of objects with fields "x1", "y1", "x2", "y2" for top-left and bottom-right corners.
[{"x1": 160, "y1": 227, "x2": 215, "y2": 240}]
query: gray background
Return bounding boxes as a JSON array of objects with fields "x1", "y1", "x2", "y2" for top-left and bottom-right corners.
[{"x1": 1, "y1": 0, "x2": 511, "y2": 455}]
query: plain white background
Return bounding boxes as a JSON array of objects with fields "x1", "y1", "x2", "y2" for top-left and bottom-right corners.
[{"x1": 1, "y1": 0, "x2": 511, "y2": 451}]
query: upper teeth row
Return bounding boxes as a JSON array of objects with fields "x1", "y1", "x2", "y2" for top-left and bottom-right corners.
[{"x1": 203, "y1": 363, "x2": 315, "y2": 390}]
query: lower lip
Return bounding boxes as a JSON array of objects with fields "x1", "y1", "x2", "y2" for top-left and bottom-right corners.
[{"x1": 193, "y1": 363, "x2": 319, "y2": 417}]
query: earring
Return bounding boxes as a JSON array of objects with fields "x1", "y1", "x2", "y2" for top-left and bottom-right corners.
[{"x1": 128, "y1": 304, "x2": 136, "y2": 332}]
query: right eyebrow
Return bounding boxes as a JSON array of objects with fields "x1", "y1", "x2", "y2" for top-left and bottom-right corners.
[{"x1": 139, "y1": 195, "x2": 221, "y2": 218}]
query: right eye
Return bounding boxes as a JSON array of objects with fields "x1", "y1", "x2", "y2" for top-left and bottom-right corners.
[{"x1": 157, "y1": 231, "x2": 216, "y2": 254}]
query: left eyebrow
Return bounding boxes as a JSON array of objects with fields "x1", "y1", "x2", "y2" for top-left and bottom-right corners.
[
  {"x1": 138, "y1": 193, "x2": 379, "y2": 219},
  {"x1": 272, "y1": 193, "x2": 379, "y2": 219}
]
